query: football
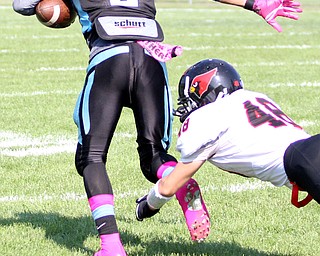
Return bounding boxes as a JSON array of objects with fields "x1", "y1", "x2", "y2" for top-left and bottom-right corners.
[{"x1": 35, "y1": 0, "x2": 77, "y2": 28}]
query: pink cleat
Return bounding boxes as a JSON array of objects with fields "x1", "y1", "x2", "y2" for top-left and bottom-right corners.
[
  {"x1": 175, "y1": 178, "x2": 210, "y2": 242},
  {"x1": 94, "y1": 247, "x2": 127, "y2": 256},
  {"x1": 93, "y1": 233, "x2": 127, "y2": 256}
]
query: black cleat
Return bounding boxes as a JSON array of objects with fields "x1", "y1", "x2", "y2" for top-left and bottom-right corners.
[{"x1": 135, "y1": 195, "x2": 160, "y2": 221}]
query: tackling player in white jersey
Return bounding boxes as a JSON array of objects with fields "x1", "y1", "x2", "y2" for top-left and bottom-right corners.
[{"x1": 136, "y1": 59, "x2": 320, "y2": 234}]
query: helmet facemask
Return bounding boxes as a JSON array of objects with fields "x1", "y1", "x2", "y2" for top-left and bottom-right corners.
[
  {"x1": 173, "y1": 96, "x2": 198, "y2": 123},
  {"x1": 173, "y1": 74, "x2": 199, "y2": 122}
]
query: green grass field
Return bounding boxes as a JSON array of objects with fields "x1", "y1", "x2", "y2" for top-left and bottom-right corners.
[{"x1": 1, "y1": 0, "x2": 320, "y2": 255}]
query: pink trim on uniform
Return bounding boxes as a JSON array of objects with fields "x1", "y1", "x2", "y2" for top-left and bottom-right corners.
[
  {"x1": 137, "y1": 41, "x2": 183, "y2": 62},
  {"x1": 156, "y1": 161, "x2": 176, "y2": 179},
  {"x1": 88, "y1": 194, "x2": 114, "y2": 211}
]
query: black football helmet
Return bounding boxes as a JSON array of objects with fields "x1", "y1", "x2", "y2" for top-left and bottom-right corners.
[{"x1": 174, "y1": 58, "x2": 244, "y2": 122}]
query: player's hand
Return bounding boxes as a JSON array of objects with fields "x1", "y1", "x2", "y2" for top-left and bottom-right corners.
[
  {"x1": 12, "y1": 0, "x2": 42, "y2": 16},
  {"x1": 253, "y1": 0, "x2": 302, "y2": 32}
]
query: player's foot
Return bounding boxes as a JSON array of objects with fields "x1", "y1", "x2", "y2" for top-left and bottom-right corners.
[
  {"x1": 94, "y1": 234, "x2": 127, "y2": 256},
  {"x1": 135, "y1": 195, "x2": 160, "y2": 221},
  {"x1": 175, "y1": 178, "x2": 210, "y2": 242}
]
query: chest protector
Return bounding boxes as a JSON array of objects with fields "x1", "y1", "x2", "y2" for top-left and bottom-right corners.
[{"x1": 81, "y1": 0, "x2": 164, "y2": 41}]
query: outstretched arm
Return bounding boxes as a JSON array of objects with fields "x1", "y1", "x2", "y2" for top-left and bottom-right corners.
[
  {"x1": 13, "y1": 0, "x2": 41, "y2": 15},
  {"x1": 158, "y1": 160, "x2": 205, "y2": 198},
  {"x1": 143, "y1": 160, "x2": 205, "y2": 212},
  {"x1": 214, "y1": 0, "x2": 303, "y2": 32},
  {"x1": 135, "y1": 160, "x2": 205, "y2": 222}
]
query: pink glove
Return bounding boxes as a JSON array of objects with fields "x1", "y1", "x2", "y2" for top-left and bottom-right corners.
[{"x1": 245, "y1": 0, "x2": 303, "y2": 32}]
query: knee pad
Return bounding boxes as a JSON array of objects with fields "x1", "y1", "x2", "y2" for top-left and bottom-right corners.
[
  {"x1": 75, "y1": 133, "x2": 110, "y2": 176},
  {"x1": 75, "y1": 143, "x2": 86, "y2": 176},
  {"x1": 75, "y1": 142, "x2": 107, "y2": 176},
  {"x1": 138, "y1": 144, "x2": 177, "y2": 183}
]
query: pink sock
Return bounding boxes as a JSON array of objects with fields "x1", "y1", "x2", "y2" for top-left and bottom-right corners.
[
  {"x1": 88, "y1": 194, "x2": 114, "y2": 211},
  {"x1": 88, "y1": 194, "x2": 115, "y2": 223},
  {"x1": 156, "y1": 161, "x2": 176, "y2": 179}
]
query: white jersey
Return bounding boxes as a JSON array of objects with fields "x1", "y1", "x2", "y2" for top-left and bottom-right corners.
[{"x1": 176, "y1": 90, "x2": 310, "y2": 187}]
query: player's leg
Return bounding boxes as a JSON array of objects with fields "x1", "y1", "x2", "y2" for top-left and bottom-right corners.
[
  {"x1": 74, "y1": 48, "x2": 131, "y2": 255},
  {"x1": 132, "y1": 44, "x2": 210, "y2": 241},
  {"x1": 284, "y1": 134, "x2": 320, "y2": 204}
]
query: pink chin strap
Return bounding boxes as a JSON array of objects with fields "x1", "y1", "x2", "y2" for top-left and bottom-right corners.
[{"x1": 290, "y1": 182, "x2": 313, "y2": 208}]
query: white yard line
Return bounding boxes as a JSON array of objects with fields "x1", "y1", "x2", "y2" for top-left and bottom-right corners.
[
  {"x1": 0, "y1": 180, "x2": 274, "y2": 203},
  {"x1": 36, "y1": 67, "x2": 86, "y2": 71},
  {"x1": 0, "y1": 90, "x2": 79, "y2": 97},
  {"x1": 268, "y1": 82, "x2": 320, "y2": 87},
  {"x1": 2, "y1": 45, "x2": 319, "y2": 54},
  {"x1": 183, "y1": 32, "x2": 316, "y2": 37},
  {"x1": 183, "y1": 45, "x2": 320, "y2": 51},
  {"x1": 0, "y1": 131, "x2": 277, "y2": 203},
  {"x1": 0, "y1": 48, "x2": 81, "y2": 53},
  {"x1": 0, "y1": 131, "x2": 135, "y2": 157}
]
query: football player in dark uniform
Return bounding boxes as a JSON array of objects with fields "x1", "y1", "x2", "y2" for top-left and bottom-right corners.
[{"x1": 13, "y1": 0, "x2": 302, "y2": 255}]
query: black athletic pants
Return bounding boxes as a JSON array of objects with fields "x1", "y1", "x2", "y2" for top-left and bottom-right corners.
[{"x1": 74, "y1": 41, "x2": 175, "y2": 195}]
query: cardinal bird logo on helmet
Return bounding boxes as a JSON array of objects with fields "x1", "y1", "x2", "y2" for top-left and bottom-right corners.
[{"x1": 190, "y1": 68, "x2": 218, "y2": 99}]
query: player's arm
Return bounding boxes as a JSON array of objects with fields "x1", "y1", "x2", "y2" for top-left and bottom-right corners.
[
  {"x1": 214, "y1": 0, "x2": 303, "y2": 32},
  {"x1": 145, "y1": 160, "x2": 205, "y2": 211},
  {"x1": 135, "y1": 160, "x2": 205, "y2": 221},
  {"x1": 158, "y1": 160, "x2": 205, "y2": 197},
  {"x1": 13, "y1": 0, "x2": 41, "y2": 16}
]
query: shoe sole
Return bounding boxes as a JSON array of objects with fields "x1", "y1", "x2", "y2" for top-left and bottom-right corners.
[{"x1": 181, "y1": 179, "x2": 211, "y2": 242}]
